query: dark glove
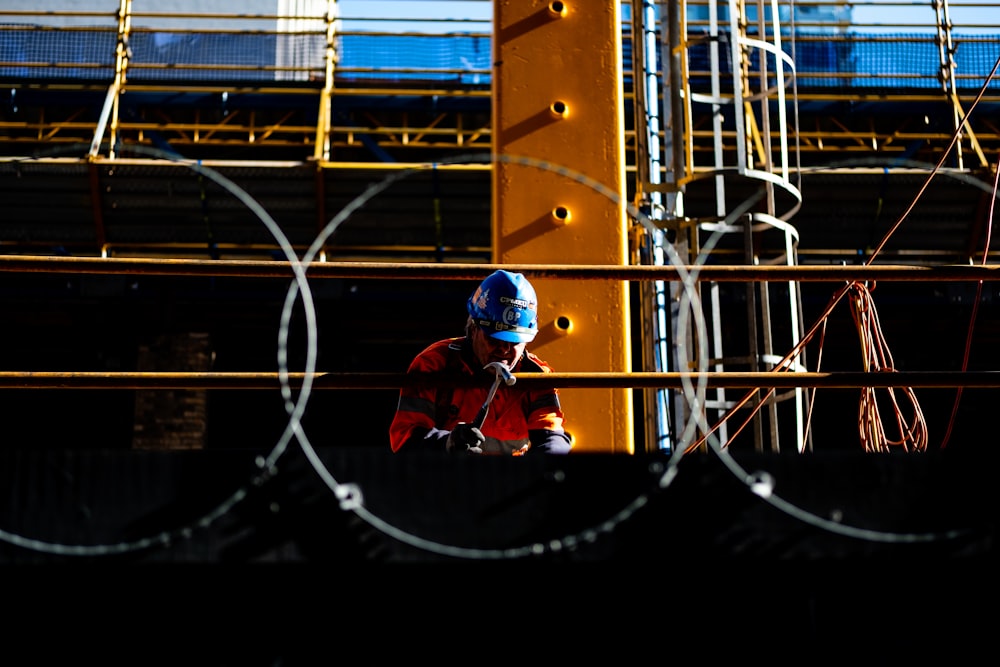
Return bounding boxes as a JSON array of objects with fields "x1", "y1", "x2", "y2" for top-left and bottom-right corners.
[{"x1": 446, "y1": 423, "x2": 485, "y2": 454}]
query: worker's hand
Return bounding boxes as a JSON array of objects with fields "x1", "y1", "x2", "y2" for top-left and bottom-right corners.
[{"x1": 446, "y1": 423, "x2": 485, "y2": 454}]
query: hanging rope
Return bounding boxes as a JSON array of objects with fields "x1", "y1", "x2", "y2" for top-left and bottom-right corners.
[{"x1": 847, "y1": 281, "x2": 928, "y2": 453}]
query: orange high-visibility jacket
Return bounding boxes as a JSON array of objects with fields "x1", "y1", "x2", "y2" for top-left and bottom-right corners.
[{"x1": 389, "y1": 337, "x2": 571, "y2": 455}]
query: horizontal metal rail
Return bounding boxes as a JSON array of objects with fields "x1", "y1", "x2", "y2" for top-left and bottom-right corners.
[
  {"x1": 2, "y1": 6, "x2": 998, "y2": 160},
  {"x1": 3, "y1": 371, "x2": 999, "y2": 390},
  {"x1": 2, "y1": 255, "x2": 999, "y2": 282}
]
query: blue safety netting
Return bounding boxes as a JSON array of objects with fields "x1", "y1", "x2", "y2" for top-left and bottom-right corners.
[
  {"x1": 337, "y1": 33, "x2": 490, "y2": 85},
  {"x1": 1, "y1": 27, "x2": 998, "y2": 90}
]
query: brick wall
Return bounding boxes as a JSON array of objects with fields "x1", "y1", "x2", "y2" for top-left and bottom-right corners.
[{"x1": 133, "y1": 332, "x2": 211, "y2": 450}]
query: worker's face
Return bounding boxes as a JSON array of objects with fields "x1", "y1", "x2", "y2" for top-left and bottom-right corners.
[{"x1": 471, "y1": 324, "x2": 526, "y2": 369}]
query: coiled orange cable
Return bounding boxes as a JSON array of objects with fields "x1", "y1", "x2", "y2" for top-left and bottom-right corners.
[{"x1": 847, "y1": 281, "x2": 928, "y2": 453}]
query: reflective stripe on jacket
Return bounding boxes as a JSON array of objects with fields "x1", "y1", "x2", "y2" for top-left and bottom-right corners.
[{"x1": 389, "y1": 337, "x2": 570, "y2": 455}]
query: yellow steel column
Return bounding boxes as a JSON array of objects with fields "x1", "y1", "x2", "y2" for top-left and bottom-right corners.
[{"x1": 492, "y1": 0, "x2": 633, "y2": 453}]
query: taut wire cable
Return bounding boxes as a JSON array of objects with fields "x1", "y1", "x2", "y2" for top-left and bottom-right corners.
[{"x1": 941, "y1": 152, "x2": 1000, "y2": 448}]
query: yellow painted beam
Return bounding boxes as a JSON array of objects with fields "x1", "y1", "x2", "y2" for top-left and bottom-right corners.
[{"x1": 491, "y1": 0, "x2": 633, "y2": 453}]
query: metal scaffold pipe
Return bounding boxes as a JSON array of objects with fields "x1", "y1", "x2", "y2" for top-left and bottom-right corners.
[
  {"x1": 2, "y1": 371, "x2": 999, "y2": 390},
  {"x1": 1, "y1": 255, "x2": 999, "y2": 282}
]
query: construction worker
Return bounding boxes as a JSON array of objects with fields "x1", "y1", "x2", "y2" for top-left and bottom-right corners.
[{"x1": 389, "y1": 270, "x2": 572, "y2": 455}]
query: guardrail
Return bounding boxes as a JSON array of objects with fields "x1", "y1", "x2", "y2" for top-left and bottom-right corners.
[
  {"x1": 1, "y1": 1, "x2": 998, "y2": 162},
  {"x1": 3, "y1": 2, "x2": 997, "y2": 87}
]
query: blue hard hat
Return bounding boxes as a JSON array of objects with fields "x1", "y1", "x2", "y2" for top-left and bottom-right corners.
[{"x1": 467, "y1": 270, "x2": 538, "y2": 343}]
